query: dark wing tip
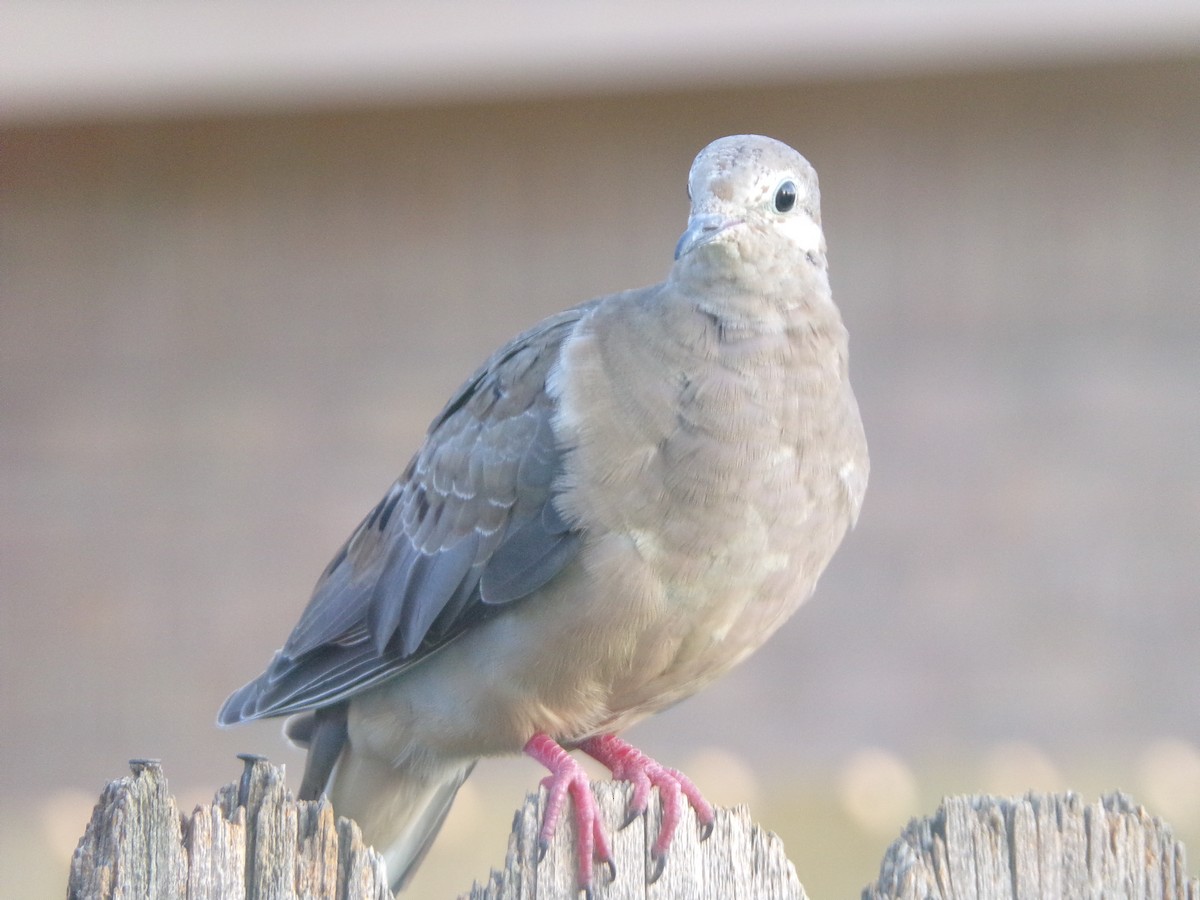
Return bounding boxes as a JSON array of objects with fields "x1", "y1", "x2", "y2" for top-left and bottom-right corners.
[
  {"x1": 216, "y1": 677, "x2": 267, "y2": 727},
  {"x1": 217, "y1": 646, "x2": 296, "y2": 725}
]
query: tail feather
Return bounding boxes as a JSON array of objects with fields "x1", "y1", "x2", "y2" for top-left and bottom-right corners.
[
  {"x1": 284, "y1": 704, "x2": 350, "y2": 801},
  {"x1": 328, "y1": 744, "x2": 477, "y2": 892}
]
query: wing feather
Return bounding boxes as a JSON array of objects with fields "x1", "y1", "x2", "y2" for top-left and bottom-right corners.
[{"x1": 218, "y1": 304, "x2": 593, "y2": 725}]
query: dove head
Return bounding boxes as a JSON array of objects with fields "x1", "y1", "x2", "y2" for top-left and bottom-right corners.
[{"x1": 673, "y1": 135, "x2": 825, "y2": 289}]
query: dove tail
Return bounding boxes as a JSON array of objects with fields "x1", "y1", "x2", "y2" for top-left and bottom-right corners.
[
  {"x1": 324, "y1": 741, "x2": 476, "y2": 892},
  {"x1": 284, "y1": 706, "x2": 475, "y2": 890},
  {"x1": 285, "y1": 704, "x2": 351, "y2": 802}
]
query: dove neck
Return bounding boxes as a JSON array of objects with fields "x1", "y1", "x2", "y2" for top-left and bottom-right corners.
[
  {"x1": 672, "y1": 247, "x2": 836, "y2": 323},
  {"x1": 671, "y1": 269, "x2": 844, "y2": 343}
]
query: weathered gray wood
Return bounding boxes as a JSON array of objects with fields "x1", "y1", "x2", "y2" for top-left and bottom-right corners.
[
  {"x1": 864, "y1": 792, "x2": 1200, "y2": 900},
  {"x1": 69, "y1": 762, "x2": 1200, "y2": 899},
  {"x1": 68, "y1": 758, "x2": 390, "y2": 900},
  {"x1": 462, "y1": 780, "x2": 807, "y2": 899},
  {"x1": 67, "y1": 759, "x2": 188, "y2": 899}
]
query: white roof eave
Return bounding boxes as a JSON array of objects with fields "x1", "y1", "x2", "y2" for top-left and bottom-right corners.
[{"x1": 2, "y1": 0, "x2": 1199, "y2": 124}]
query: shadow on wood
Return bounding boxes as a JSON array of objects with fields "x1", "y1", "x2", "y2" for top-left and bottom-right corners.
[{"x1": 67, "y1": 758, "x2": 1199, "y2": 899}]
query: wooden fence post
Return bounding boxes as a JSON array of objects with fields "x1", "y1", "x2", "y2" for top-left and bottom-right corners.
[
  {"x1": 864, "y1": 792, "x2": 1199, "y2": 900},
  {"x1": 463, "y1": 781, "x2": 804, "y2": 899},
  {"x1": 67, "y1": 759, "x2": 1199, "y2": 898},
  {"x1": 68, "y1": 757, "x2": 390, "y2": 900}
]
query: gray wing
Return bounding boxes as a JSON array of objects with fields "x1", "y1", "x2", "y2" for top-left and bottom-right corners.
[{"x1": 218, "y1": 304, "x2": 591, "y2": 725}]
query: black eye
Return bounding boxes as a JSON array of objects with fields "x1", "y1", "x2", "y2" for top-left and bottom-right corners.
[{"x1": 773, "y1": 180, "x2": 797, "y2": 213}]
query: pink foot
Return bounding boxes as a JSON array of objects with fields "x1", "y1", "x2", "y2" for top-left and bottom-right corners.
[
  {"x1": 523, "y1": 733, "x2": 615, "y2": 891},
  {"x1": 581, "y1": 734, "x2": 715, "y2": 876}
]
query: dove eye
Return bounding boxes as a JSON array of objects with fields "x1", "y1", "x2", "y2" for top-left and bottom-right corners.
[{"x1": 773, "y1": 180, "x2": 797, "y2": 213}]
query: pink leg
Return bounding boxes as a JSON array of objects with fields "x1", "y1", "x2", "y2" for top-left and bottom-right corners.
[
  {"x1": 581, "y1": 733, "x2": 715, "y2": 872},
  {"x1": 523, "y1": 733, "x2": 614, "y2": 891}
]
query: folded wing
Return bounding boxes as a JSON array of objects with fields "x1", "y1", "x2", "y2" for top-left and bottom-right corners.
[{"x1": 218, "y1": 305, "x2": 592, "y2": 725}]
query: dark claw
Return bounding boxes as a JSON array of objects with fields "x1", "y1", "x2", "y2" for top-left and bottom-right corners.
[
  {"x1": 601, "y1": 857, "x2": 617, "y2": 883},
  {"x1": 648, "y1": 849, "x2": 668, "y2": 884},
  {"x1": 581, "y1": 887, "x2": 594, "y2": 900},
  {"x1": 620, "y1": 804, "x2": 644, "y2": 830},
  {"x1": 698, "y1": 818, "x2": 715, "y2": 841},
  {"x1": 537, "y1": 837, "x2": 550, "y2": 863}
]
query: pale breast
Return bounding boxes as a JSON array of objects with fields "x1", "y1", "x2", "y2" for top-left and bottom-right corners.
[
  {"x1": 360, "y1": 286, "x2": 867, "y2": 756},
  {"x1": 548, "y1": 288, "x2": 868, "y2": 723}
]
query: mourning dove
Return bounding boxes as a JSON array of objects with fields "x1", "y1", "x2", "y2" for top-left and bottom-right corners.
[{"x1": 219, "y1": 134, "x2": 868, "y2": 893}]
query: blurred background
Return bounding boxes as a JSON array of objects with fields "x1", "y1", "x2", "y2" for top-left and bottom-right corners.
[{"x1": 3, "y1": 1, "x2": 1199, "y2": 896}]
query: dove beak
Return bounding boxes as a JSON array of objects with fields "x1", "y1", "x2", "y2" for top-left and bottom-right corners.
[{"x1": 674, "y1": 213, "x2": 741, "y2": 260}]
